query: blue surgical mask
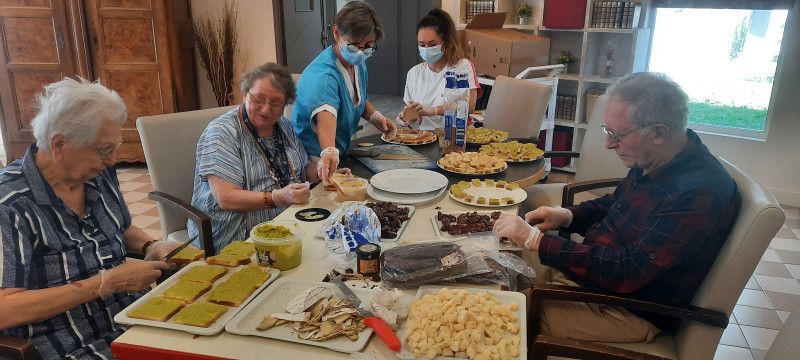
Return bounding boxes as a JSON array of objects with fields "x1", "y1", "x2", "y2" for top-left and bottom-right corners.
[
  {"x1": 418, "y1": 45, "x2": 444, "y2": 64},
  {"x1": 340, "y1": 43, "x2": 372, "y2": 66}
]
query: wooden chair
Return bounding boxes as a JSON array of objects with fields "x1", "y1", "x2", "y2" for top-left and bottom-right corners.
[
  {"x1": 527, "y1": 156, "x2": 786, "y2": 360},
  {"x1": 137, "y1": 106, "x2": 235, "y2": 257}
]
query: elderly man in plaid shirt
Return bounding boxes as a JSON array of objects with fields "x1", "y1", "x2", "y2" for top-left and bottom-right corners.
[{"x1": 495, "y1": 72, "x2": 740, "y2": 343}]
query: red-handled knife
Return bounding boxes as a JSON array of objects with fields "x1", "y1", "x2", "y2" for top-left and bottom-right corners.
[{"x1": 328, "y1": 272, "x2": 401, "y2": 352}]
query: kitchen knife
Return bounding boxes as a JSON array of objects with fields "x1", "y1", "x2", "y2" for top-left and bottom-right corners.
[
  {"x1": 347, "y1": 148, "x2": 426, "y2": 161},
  {"x1": 161, "y1": 234, "x2": 199, "y2": 262},
  {"x1": 328, "y1": 272, "x2": 401, "y2": 352}
]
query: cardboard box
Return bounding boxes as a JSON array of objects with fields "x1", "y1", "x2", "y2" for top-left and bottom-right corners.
[{"x1": 462, "y1": 13, "x2": 550, "y2": 78}]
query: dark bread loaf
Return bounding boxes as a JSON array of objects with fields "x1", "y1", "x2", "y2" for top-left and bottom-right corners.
[{"x1": 380, "y1": 242, "x2": 469, "y2": 289}]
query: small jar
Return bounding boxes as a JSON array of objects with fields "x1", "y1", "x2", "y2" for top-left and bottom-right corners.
[{"x1": 356, "y1": 243, "x2": 381, "y2": 276}]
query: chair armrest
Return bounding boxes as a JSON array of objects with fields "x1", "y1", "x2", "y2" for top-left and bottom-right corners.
[
  {"x1": 528, "y1": 284, "x2": 728, "y2": 339},
  {"x1": 531, "y1": 334, "x2": 669, "y2": 360},
  {"x1": 0, "y1": 335, "x2": 40, "y2": 360},
  {"x1": 148, "y1": 191, "x2": 215, "y2": 257},
  {"x1": 562, "y1": 178, "x2": 624, "y2": 207},
  {"x1": 543, "y1": 151, "x2": 580, "y2": 159}
]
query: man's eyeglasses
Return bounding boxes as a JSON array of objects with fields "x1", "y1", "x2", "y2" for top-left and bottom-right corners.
[
  {"x1": 346, "y1": 42, "x2": 377, "y2": 54},
  {"x1": 248, "y1": 92, "x2": 285, "y2": 111},
  {"x1": 89, "y1": 141, "x2": 122, "y2": 160},
  {"x1": 601, "y1": 124, "x2": 648, "y2": 142}
]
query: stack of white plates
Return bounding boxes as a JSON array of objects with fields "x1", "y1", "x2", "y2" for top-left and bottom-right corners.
[{"x1": 367, "y1": 169, "x2": 448, "y2": 205}]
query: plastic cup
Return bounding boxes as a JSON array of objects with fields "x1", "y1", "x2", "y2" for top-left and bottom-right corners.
[{"x1": 250, "y1": 220, "x2": 304, "y2": 271}]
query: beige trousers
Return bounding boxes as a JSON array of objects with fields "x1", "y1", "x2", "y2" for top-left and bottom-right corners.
[{"x1": 522, "y1": 251, "x2": 661, "y2": 343}]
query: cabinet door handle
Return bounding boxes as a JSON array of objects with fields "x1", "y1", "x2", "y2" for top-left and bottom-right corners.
[{"x1": 57, "y1": 30, "x2": 65, "y2": 50}]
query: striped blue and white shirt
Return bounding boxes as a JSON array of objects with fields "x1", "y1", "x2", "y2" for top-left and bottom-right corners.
[
  {"x1": 188, "y1": 106, "x2": 309, "y2": 253},
  {"x1": 0, "y1": 144, "x2": 141, "y2": 359}
]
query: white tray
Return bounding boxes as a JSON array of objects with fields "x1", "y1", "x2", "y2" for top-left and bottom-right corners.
[
  {"x1": 225, "y1": 278, "x2": 379, "y2": 353},
  {"x1": 398, "y1": 285, "x2": 527, "y2": 360},
  {"x1": 114, "y1": 261, "x2": 280, "y2": 336},
  {"x1": 430, "y1": 210, "x2": 522, "y2": 251},
  {"x1": 315, "y1": 201, "x2": 415, "y2": 241}
]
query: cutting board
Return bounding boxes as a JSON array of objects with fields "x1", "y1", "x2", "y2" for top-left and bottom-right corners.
[{"x1": 349, "y1": 144, "x2": 438, "y2": 174}]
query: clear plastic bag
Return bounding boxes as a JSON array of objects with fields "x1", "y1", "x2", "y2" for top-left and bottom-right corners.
[
  {"x1": 445, "y1": 232, "x2": 537, "y2": 291},
  {"x1": 321, "y1": 203, "x2": 380, "y2": 255},
  {"x1": 380, "y1": 234, "x2": 498, "y2": 289}
]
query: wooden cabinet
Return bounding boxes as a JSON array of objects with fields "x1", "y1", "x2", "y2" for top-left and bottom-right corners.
[{"x1": 0, "y1": 0, "x2": 196, "y2": 163}]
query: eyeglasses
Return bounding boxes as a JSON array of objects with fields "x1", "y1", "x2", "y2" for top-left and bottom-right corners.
[
  {"x1": 346, "y1": 42, "x2": 377, "y2": 54},
  {"x1": 248, "y1": 92, "x2": 285, "y2": 111},
  {"x1": 89, "y1": 141, "x2": 122, "y2": 160},
  {"x1": 601, "y1": 124, "x2": 648, "y2": 142}
]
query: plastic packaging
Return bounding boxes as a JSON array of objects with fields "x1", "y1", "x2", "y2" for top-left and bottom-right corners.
[
  {"x1": 321, "y1": 203, "x2": 380, "y2": 255},
  {"x1": 453, "y1": 64, "x2": 470, "y2": 153},
  {"x1": 251, "y1": 220, "x2": 304, "y2": 270},
  {"x1": 442, "y1": 69, "x2": 457, "y2": 154}
]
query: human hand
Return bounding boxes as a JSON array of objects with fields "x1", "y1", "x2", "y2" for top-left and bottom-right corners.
[
  {"x1": 369, "y1": 111, "x2": 397, "y2": 138},
  {"x1": 334, "y1": 168, "x2": 352, "y2": 176},
  {"x1": 524, "y1": 206, "x2": 573, "y2": 231},
  {"x1": 144, "y1": 240, "x2": 199, "y2": 261},
  {"x1": 99, "y1": 258, "x2": 169, "y2": 297},
  {"x1": 493, "y1": 214, "x2": 542, "y2": 250},
  {"x1": 272, "y1": 183, "x2": 311, "y2": 206},
  {"x1": 317, "y1": 147, "x2": 339, "y2": 184}
]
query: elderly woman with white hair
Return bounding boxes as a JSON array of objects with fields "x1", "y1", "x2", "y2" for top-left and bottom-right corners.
[{"x1": 0, "y1": 78, "x2": 186, "y2": 359}]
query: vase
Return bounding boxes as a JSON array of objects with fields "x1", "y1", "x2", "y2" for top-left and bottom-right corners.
[
  {"x1": 561, "y1": 63, "x2": 571, "y2": 74},
  {"x1": 518, "y1": 17, "x2": 529, "y2": 25}
]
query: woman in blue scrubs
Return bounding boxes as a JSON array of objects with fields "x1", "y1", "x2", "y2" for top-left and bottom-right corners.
[{"x1": 291, "y1": 1, "x2": 396, "y2": 182}]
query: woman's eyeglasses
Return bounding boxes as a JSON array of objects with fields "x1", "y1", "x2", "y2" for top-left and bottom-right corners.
[
  {"x1": 89, "y1": 142, "x2": 122, "y2": 160},
  {"x1": 346, "y1": 42, "x2": 377, "y2": 54},
  {"x1": 248, "y1": 92, "x2": 285, "y2": 111}
]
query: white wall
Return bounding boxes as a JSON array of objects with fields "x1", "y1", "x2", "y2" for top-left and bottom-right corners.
[
  {"x1": 697, "y1": 6, "x2": 800, "y2": 207},
  {"x1": 191, "y1": 0, "x2": 278, "y2": 109}
]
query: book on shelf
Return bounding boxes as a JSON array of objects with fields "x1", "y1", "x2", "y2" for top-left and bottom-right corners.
[{"x1": 590, "y1": 1, "x2": 641, "y2": 29}]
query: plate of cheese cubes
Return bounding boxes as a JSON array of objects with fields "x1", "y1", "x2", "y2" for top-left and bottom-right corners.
[{"x1": 447, "y1": 179, "x2": 527, "y2": 207}]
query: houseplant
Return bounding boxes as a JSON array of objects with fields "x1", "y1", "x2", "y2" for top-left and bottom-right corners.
[
  {"x1": 194, "y1": 1, "x2": 240, "y2": 107},
  {"x1": 516, "y1": 4, "x2": 533, "y2": 25},
  {"x1": 556, "y1": 50, "x2": 578, "y2": 73}
]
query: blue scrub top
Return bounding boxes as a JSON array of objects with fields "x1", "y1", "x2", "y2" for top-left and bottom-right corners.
[{"x1": 291, "y1": 46, "x2": 368, "y2": 156}]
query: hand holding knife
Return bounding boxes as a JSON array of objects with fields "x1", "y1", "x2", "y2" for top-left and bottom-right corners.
[{"x1": 328, "y1": 272, "x2": 402, "y2": 352}]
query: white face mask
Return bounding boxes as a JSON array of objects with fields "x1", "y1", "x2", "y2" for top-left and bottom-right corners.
[{"x1": 418, "y1": 45, "x2": 444, "y2": 64}]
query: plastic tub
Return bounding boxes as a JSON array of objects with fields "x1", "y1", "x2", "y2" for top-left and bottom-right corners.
[
  {"x1": 250, "y1": 220, "x2": 304, "y2": 271},
  {"x1": 335, "y1": 177, "x2": 368, "y2": 202}
]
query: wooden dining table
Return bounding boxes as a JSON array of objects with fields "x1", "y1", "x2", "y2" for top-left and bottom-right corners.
[{"x1": 110, "y1": 134, "x2": 544, "y2": 360}]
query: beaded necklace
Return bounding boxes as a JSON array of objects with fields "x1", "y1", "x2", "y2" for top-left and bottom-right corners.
[{"x1": 239, "y1": 105, "x2": 298, "y2": 188}]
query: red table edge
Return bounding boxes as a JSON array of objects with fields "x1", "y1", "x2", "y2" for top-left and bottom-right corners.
[{"x1": 112, "y1": 342, "x2": 234, "y2": 360}]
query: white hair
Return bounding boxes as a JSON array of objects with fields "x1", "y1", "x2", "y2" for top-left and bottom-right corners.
[{"x1": 30, "y1": 77, "x2": 127, "y2": 152}]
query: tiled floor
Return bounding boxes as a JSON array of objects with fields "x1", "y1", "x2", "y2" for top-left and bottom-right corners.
[{"x1": 116, "y1": 162, "x2": 800, "y2": 359}]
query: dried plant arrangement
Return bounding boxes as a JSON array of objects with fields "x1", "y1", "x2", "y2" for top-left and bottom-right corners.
[{"x1": 194, "y1": 1, "x2": 239, "y2": 106}]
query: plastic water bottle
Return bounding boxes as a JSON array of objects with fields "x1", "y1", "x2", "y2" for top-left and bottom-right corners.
[
  {"x1": 453, "y1": 64, "x2": 470, "y2": 153},
  {"x1": 442, "y1": 69, "x2": 457, "y2": 154}
]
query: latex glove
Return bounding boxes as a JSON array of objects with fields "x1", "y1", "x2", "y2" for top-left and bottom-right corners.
[
  {"x1": 272, "y1": 183, "x2": 311, "y2": 207},
  {"x1": 317, "y1": 147, "x2": 339, "y2": 183},
  {"x1": 144, "y1": 240, "x2": 199, "y2": 261},
  {"x1": 334, "y1": 168, "x2": 352, "y2": 176},
  {"x1": 417, "y1": 105, "x2": 437, "y2": 117},
  {"x1": 524, "y1": 206, "x2": 573, "y2": 231},
  {"x1": 98, "y1": 258, "x2": 170, "y2": 297},
  {"x1": 493, "y1": 214, "x2": 542, "y2": 250},
  {"x1": 369, "y1": 111, "x2": 397, "y2": 138}
]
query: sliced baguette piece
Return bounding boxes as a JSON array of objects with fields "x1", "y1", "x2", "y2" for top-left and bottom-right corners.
[
  {"x1": 161, "y1": 280, "x2": 212, "y2": 303},
  {"x1": 205, "y1": 282, "x2": 255, "y2": 307},
  {"x1": 180, "y1": 265, "x2": 228, "y2": 284},
  {"x1": 128, "y1": 297, "x2": 185, "y2": 322},
  {"x1": 205, "y1": 253, "x2": 251, "y2": 267},
  {"x1": 165, "y1": 247, "x2": 205, "y2": 265},
  {"x1": 226, "y1": 266, "x2": 272, "y2": 290},
  {"x1": 171, "y1": 302, "x2": 228, "y2": 327}
]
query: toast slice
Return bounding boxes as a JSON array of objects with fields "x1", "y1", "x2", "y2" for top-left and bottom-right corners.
[
  {"x1": 205, "y1": 253, "x2": 251, "y2": 267},
  {"x1": 128, "y1": 297, "x2": 185, "y2": 322},
  {"x1": 205, "y1": 282, "x2": 255, "y2": 307},
  {"x1": 180, "y1": 265, "x2": 228, "y2": 284},
  {"x1": 226, "y1": 266, "x2": 272, "y2": 290},
  {"x1": 161, "y1": 280, "x2": 212, "y2": 303},
  {"x1": 402, "y1": 105, "x2": 420, "y2": 123},
  {"x1": 219, "y1": 241, "x2": 255, "y2": 257},
  {"x1": 165, "y1": 247, "x2": 205, "y2": 265},
  {"x1": 171, "y1": 302, "x2": 228, "y2": 327}
]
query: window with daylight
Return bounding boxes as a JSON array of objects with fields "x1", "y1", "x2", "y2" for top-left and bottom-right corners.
[{"x1": 648, "y1": 8, "x2": 788, "y2": 139}]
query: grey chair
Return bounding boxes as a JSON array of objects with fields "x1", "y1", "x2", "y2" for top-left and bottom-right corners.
[
  {"x1": 764, "y1": 302, "x2": 800, "y2": 360},
  {"x1": 483, "y1": 75, "x2": 553, "y2": 139}
]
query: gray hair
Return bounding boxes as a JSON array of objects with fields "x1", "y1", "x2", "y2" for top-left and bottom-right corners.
[
  {"x1": 240, "y1": 63, "x2": 296, "y2": 104},
  {"x1": 335, "y1": 1, "x2": 384, "y2": 43},
  {"x1": 606, "y1": 72, "x2": 689, "y2": 134},
  {"x1": 30, "y1": 77, "x2": 127, "y2": 152}
]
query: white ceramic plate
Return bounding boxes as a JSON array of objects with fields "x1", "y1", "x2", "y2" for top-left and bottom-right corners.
[
  {"x1": 367, "y1": 184, "x2": 447, "y2": 206},
  {"x1": 449, "y1": 181, "x2": 527, "y2": 207},
  {"x1": 398, "y1": 285, "x2": 527, "y2": 360},
  {"x1": 370, "y1": 169, "x2": 448, "y2": 194},
  {"x1": 225, "y1": 278, "x2": 376, "y2": 353},
  {"x1": 114, "y1": 262, "x2": 280, "y2": 336},
  {"x1": 314, "y1": 200, "x2": 415, "y2": 241}
]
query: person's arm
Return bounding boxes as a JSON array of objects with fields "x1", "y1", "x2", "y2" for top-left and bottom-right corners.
[
  {"x1": 469, "y1": 88, "x2": 478, "y2": 114},
  {"x1": 207, "y1": 175, "x2": 269, "y2": 212},
  {"x1": 363, "y1": 100, "x2": 397, "y2": 135},
  {"x1": 316, "y1": 110, "x2": 338, "y2": 151},
  {"x1": 124, "y1": 225, "x2": 156, "y2": 256}
]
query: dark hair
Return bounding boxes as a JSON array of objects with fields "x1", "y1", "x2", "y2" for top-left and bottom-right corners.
[
  {"x1": 335, "y1": 1, "x2": 384, "y2": 43},
  {"x1": 417, "y1": 8, "x2": 464, "y2": 66},
  {"x1": 240, "y1": 63, "x2": 296, "y2": 104},
  {"x1": 606, "y1": 72, "x2": 689, "y2": 133}
]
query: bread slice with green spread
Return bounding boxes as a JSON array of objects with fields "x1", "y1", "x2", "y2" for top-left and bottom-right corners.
[
  {"x1": 165, "y1": 247, "x2": 205, "y2": 265},
  {"x1": 171, "y1": 302, "x2": 228, "y2": 327},
  {"x1": 128, "y1": 297, "x2": 185, "y2": 322},
  {"x1": 161, "y1": 280, "x2": 212, "y2": 303},
  {"x1": 220, "y1": 241, "x2": 255, "y2": 257},
  {"x1": 226, "y1": 266, "x2": 272, "y2": 290},
  {"x1": 180, "y1": 265, "x2": 228, "y2": 283},
  {"x1": 205, "y1": 282, "x2": 255, "y2": 307},
  {"x1": 205, "y1": 253, "x2": 251, "y2": 267}
]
